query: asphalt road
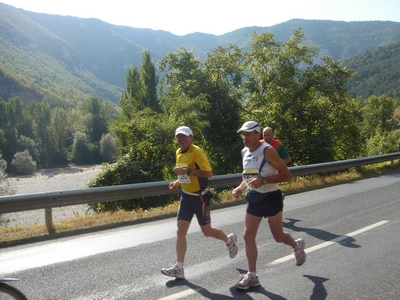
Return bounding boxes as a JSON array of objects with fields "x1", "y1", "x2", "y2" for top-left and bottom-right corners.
[{"x1": 1, "y1": 172, "x2": 400, "y2": 299}]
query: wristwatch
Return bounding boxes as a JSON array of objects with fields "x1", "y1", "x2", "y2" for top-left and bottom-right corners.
[
  {"x1": 187, "y1": 168, "x2": 191, "y2": 176},
  {"x1": 262, "y1": 177, "x2": 268, "y2": 184}
]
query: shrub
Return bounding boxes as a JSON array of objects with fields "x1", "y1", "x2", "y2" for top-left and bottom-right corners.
[
  {"x1": 88, "y1": 151, "x2": 175, "y2": 212},
  {"x1": 10, "y1": 150, "x2": 37, "y2": 175}
]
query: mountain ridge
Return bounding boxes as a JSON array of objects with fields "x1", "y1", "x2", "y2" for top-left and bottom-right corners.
[{"x1": 1, "y1": 2, "x2": 399, "y2": 104}]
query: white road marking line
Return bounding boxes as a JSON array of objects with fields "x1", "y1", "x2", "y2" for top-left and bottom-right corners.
[
  {"x1": 269, "y1": 220, "x2": 388, "y2": 265},
  {"x1": 158, "y1": 288, "x2": 202, "y2": 300},
  {"x1": 159, "y1": 220, "x2": 389, "y2": 300}
]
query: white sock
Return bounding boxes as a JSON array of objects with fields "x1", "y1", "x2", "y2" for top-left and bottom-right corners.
[
  {"x1": 225, "y1": 238, "x2": 231, "y2": 245},
  {"x1": 249, "y1": 271, "x2": 257, "y2": 278},
  {"x1": 176, "y1": 262, "x2": 183, "y2": 269}
]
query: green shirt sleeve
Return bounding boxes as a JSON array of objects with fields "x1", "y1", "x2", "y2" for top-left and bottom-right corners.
[{"x1": 276, "y1": 144, "x2": 290, "y2": 160}]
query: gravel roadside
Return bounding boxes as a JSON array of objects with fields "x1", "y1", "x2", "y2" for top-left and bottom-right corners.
[{"x1": 1, "y1": 165, "x2": 104, "y2": 227}]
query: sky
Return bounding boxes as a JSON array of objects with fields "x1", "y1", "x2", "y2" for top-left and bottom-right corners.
[{"x1": 1, "y1": 0, "x2": 400, "y2": 36}]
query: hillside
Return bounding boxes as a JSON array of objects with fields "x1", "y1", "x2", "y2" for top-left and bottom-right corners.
[
  {"x1": 0, "y1": 3, "x2": 124, "y2": 104},
  {"x1": 345, "y1": 43, "x2": 400, "y2": 100},
  {"x1": 267, "y1": 19, "x2": 400, "y2": 60},
  {"x1": 1, "y1": 2, "x2": 400, "y2": 104}
]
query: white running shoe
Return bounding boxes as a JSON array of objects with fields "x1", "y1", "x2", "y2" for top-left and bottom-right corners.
[
  {"x1": 226, "y1": 233, "x2": 238, "y2": 258},
  {"x1": 293, "y1": 238, "x2": 307, "y2": 266},
  {"x1": 235, "y1": 272, "x2": 260, "y2": 290},
  {"x1": 161, "y1": 265, "x2": 185, "y2": 279}
]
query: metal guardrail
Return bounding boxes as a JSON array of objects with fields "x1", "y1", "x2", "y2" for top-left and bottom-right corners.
[{"x1": 1, "y1": 152, "x2": 400, "y2": 232}]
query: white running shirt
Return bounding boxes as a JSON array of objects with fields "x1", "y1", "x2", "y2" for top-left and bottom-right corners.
[{"x1": 241, "y1": 143, "x2": 279, "y2": 193}]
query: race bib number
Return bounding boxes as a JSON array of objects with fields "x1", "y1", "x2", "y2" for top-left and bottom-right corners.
[
  {"x1": 178, "y1": 174, "x2": 191, "y2": 184},
  {"x1": 243, "y1": 169, "x2": 258, "y2": 186},
  {"x1": 177, "y1": 164, "x2": 191, "y2": 184}
]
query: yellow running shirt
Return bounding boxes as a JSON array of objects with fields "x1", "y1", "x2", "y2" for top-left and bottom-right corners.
[{"x1": 176, "y1": 144, "x2": 212, "y2": 193}]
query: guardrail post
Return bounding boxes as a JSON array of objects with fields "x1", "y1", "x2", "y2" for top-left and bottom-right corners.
[{"x1": 45, "y1": 208, "x2": 56, "y2": 234}]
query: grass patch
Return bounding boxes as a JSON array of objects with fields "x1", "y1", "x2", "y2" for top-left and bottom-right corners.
[{"x1": 1, "y1": 160, "x2": 399, "y2": 244}]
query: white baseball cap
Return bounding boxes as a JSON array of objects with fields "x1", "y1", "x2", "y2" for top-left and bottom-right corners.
[
  {"x1": 175, "y1": 126, "x2": 193, "y2": 137},
  {"x1": 237, "y1": 121, "x2": 261, "y2": 133}
]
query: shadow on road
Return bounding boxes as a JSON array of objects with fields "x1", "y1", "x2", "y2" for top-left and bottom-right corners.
[
  {"x1": 165, "y1": 268, "x2": 288, "y2": 299},
  {"x1": 227, "y1": 268, "x2": 287, "y2": 299},
  {"x1": 166, "y1": 278, "x2": 232, "y2": 299},
  {"x1": 283, "y1": 218, "x2": 361, "y2": 248},
  {"x1": 304, "y1": 274, "x2": 329, "y2": 300}
]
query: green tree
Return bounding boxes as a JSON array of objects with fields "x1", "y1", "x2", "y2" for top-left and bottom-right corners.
[
  {"x1": 158, "y1": 47, "x2": 212, "y2": 161},
  {"x1": 25, "y1": 101, "x2": 55, "y2": 167},
  {"x1": 0, "y1": 125, "x2": 18, "y2": 167},
  {"x1": 95, "y1": 109, "x2": 177, "y2": 211},
  {"x1": 365, "y1": 131, "x2": 400, "y2": 156},
  {"x1": 50, "y1": 107, "x2": 70, "y2": 165},
  {"x1": 119, "y1": 51, "x2": 160, "y2": 120},
  {"x1": 202, "y1": 45, "x2": 245, "y2": 174},
  {"x1": 70, "y1": 132, "x2": 98, "y2": 165},
  {"x1": 113, "y1": 108, "x2": 176, "y2": 175},
  {"x1": 120, "y1": 65, "x2": 142, "y2": 120},
  {"x1": 96, "y1": 51, "x2": 178, "y2": 211},
  {"x1": 159, "y1": 47, "x2": 204, "y2": 99},
  {"x1": 140, "y1": 50, "x2": 160, "y2": 113},
  {"x1": 0, "y1": 97, "x2": 34, "y2": 167},
  {"x1": 77, "y1": 97, "x2": 110, "y2": 143},
  {"x1": 158, "y1": 49, "x2": 208, "y2": 137},
  {"x1": 360, "y1": 95, "x2": 397, "y2": 139},
  {"x1": 99, "y1": 133, "x2": 119, "y2": 163},
  {"x1": 159, "y1": 46, "x2": 245, "y2": 174},
  {"x1": 243, "y1": 30, "x2": 361, "y2": 164},
  {"x1": 17, "y1": 135, "x2": 39, "y2": 163},
  {"x1": 116, "y1": 51, "x2": 166, "y2": 156},
  {"x1": 5, "y1": 97, "x2": 25, "y2": 133}
]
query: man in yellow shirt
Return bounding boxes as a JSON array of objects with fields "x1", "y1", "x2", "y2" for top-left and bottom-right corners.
[{"x1": 161, "y1": 126, "x2": 238, "y2": 279}]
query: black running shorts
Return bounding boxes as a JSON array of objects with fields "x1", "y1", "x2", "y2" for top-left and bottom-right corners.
[
  {"x1": 246, "y1": 189, "x2": 284, "y2": 218},
  {"x1": 177, "y1": 191, "x2": 212, "y2": 226}
]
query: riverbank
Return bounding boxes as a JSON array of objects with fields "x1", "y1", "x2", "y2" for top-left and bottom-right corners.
[{"x1": 2, "y1": 165, "x2": 104, "y2": 227}]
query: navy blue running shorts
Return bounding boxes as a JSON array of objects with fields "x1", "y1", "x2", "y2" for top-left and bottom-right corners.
[
  {"x1": 177, "y1": 191, "x2": 212, "y2": 226},
  {"x1": 246, "y1": 189, "x2": 284, "y2": 218}
]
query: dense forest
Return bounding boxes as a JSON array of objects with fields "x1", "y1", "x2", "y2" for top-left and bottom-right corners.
[
  {"x1": 1, "y1": 3, "x2": 400, "y2": 212},
  {"x1": 345, "y1": 43, "x2": 400, "y2": 100},
  {"x1": 0, "y1": 95, "x2": 120, "y2": 173}
]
